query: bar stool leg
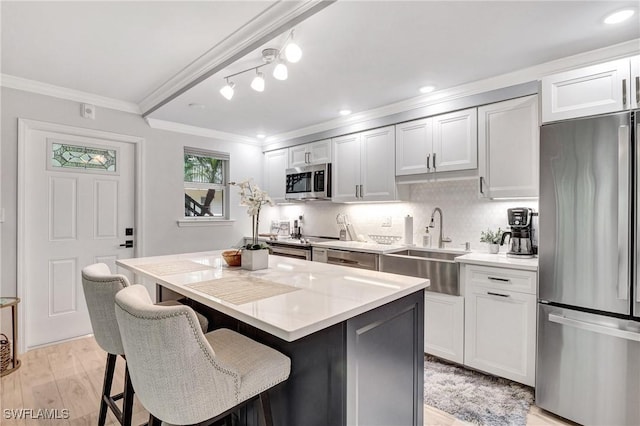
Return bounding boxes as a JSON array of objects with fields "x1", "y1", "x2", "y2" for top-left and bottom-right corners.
[
  {"x1": 259, "y1": 392, "x2": 273, "y2": 426},
  {"x1": 99, "y1": 353, "x2": 117, "y2": 426},
  {"x1": 123, "y1": 365, "x2": 135, "y2": 426}
]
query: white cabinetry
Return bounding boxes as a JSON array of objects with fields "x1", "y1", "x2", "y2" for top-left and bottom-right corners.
[
  {"x1": 263, "y1": 149, "x2": 287, "y2": 202},
  {"x1": 424, "y1": 293, "x2": 464, "y2": 364},
  {"x1": 478, "y1": 95, "x2": 539, "y2": 199},
  {"x1": 288, "y1": 139, "x2": 331, "y2": 167},
  {"x1": 396, "y1": 108, "x2": 477, "y2": 176},
  {"x1": 541, "y1": 56, "x2": 639, "y2": 123},
  {"x1": 462, "y1": 264, "x2": 537, "y2": 386},
  {"x1": 332, "y1": 126, "x2": 396, "y2": 202}
]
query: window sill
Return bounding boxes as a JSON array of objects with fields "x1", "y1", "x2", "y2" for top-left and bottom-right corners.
[{"x1": 177, "y1": 218, "x2": 236, "y2": 228}]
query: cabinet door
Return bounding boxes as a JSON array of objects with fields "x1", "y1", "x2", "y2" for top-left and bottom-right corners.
[
  {"x1": 332, "y1": 133, "x2": 361, "y2": 202},
  {"x1": 424, "y1": 293, "x2": 464, "y2": 364},
  {"x1": 464, "y1": 286, "x2": 536, "y2": 386},
  {"x1": 631, "y1": 56, "x2": 640, "y2": 109},
  {"x1": 541, "y1": 58, "x2": 631, "y2": 123},
  {"x1": 288, "y1": 145, "x2": 309, "y2": 168},
  {"x1": 432, "y1": 108, "x2": 478, "y2": 172},
  {"x1": 308, "y1": 139, "x2": 332, "y2": 164},
  {"x1": 478, "y1": 95, "x2": 539, "y2": 199},
  {"x1": 395, "y1": 118, "x2": 433, "y2": 176},
  {"x1": 360, "y1": 126, "x2": 396, "y2": 201},
  {"x1": 263, "y1": 149, "x2": 287, "y2": 202}
]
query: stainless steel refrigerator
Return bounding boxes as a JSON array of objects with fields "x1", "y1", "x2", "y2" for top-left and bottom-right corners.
[{"x1": 538, "y1": 110, "x2": 640, "y2": 425}]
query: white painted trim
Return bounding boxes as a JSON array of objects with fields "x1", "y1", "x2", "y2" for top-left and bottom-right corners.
[
  {"x1": 17, "y1": 119, "x2": 145, "y2": 353},
  {"x1": 264, "y1": 38, "x2": 640, "y2": 147},
  {"x1": 177, "y1": 218, "x2": 236, "y2": 227},
  {"x1": 1, "y1": 74, "x2": 141, "y2": 114},
  {"x1": 139, "y1": 0, "x2": 333, "y2": 115},
  {"x1": 146, "y1": 118, "x2": 261, "y2": 146}
]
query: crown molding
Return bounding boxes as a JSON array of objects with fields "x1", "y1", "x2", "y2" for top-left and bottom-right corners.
[
  {"x1": 264, "y1": 38, "x2": 640, "y2": 147},
  {"x1": 145, "y1": 118, "x2": 261, "y2": 146},
  {"x1": 139, "y1": 0, "x2": 334, "y2": 116},
  {"x1": 0, "y1": 74, "x2": 141, "y2": 114}
]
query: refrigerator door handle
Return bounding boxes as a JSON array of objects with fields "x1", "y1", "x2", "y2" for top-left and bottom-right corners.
[
  {"x1": 549, "y1": 313, "x2": 640, "y2": 342},
  {"x1": 617, "y1": 124, "x2": 630, "y2": 301}
]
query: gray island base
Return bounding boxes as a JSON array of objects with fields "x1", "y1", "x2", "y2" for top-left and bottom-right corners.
[{"x1": 158, "y1": 285, "x2": 425, "y2": 426}]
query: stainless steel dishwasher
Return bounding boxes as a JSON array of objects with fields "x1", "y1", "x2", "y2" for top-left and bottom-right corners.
[{"x1": 313, "y1": 247, "x2": 379, "y2": 270}]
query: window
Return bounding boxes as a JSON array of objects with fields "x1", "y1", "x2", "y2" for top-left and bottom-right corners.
[{"x1": 184, "y1": 148, "x2": 229, "y2": 219}]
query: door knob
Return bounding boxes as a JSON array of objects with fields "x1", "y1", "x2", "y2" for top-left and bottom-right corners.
[{"x1": 119, "y1": 240, "x2": 134, "y2": 248}]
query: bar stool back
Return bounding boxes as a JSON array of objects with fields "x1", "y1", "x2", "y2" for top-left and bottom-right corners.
[{"x1": 114, "y1": 285, "x2": 291, "y2": 426}]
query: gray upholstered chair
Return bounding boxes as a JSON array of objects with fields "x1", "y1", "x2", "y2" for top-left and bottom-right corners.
[
  {"x1": 114, "y1": 284, "x2": 291, "y2": 426},
  {"x1": 81, "y1": 263, "x2": 208, "y2": 426}
]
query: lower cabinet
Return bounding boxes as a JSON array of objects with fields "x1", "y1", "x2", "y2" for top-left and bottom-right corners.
[
  {"x1": 424, "y1": 292, "x2": 464, "y2": 364},
  {"x1": 461, "y1": 264, "x2": 537, "y2": 387}
]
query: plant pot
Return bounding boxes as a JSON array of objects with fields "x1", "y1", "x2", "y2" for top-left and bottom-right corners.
[
  {"x1": 488, "y1": 243, "x2": 500, "y2": 254},
  {"x1": 241, "y1": 248, "x2": 269, "y2": 271}
]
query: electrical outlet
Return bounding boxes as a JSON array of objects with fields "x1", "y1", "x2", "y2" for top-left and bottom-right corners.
[{"x1": 381, "y1": 216, "x2": 392, "y2": 227}]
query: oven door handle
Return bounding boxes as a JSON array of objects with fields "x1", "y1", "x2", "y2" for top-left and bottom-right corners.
[{"x1": 269, "y1": 245, "x2": 311, "y2": 260}]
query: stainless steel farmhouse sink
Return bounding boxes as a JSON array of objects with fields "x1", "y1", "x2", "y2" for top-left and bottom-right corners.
[{"x1": 379, "y1": 249, "x2": 464, "y2": 295}]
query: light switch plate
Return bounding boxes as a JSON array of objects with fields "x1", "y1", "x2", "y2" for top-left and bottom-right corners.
[
  {"x1": 81, "y1": 103, "x2": 96, "y2": 119},
  {"x1": 382, "y1": 216, "x2": 392, "y2": 227}
]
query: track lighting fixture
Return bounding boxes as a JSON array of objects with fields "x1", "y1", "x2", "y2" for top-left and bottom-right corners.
[{"x1": 218, "y1": 29, "x2": 302, "y2": 100}]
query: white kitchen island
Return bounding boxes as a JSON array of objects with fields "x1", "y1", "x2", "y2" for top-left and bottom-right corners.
[{"x1": 117, "y1": 251, "x2": 428, "y2": 426}]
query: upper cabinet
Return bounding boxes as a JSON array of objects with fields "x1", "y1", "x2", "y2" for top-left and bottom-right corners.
[
  {"x1": 396, "y1": 108, "x2": 477, "y2": 176},
  {"x1": 263, "y1": 149, "x2": 288, "y2": 202},
  {"x1": 332, "y1": 126, "x2": 396, "y2": 202},
  {"x1": 288, "y1": 139, "x2": 331, "y2": 167},
  {"x1": 478, "y1": 95, "x2": 539, "y2": 199},
  {"x1": 541, "y1": 56, "x2": 639, "y2": 123}
]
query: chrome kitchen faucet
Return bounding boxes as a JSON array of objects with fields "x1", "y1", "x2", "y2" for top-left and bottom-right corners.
[{"x1": 429, "y1": 207, "x2": 452, "y2": 248}]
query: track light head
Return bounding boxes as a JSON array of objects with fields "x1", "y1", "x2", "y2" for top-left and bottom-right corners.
[
  {"x1": 251, "y1": 70, "x2": 265, "y2": 92},
  {"x1": 220, "y1": 80, "x2": 235, "y2": 100}
]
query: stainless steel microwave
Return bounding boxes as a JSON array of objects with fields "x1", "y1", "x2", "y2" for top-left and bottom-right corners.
[{"x1": 285, "y1": 163, "x2": 331, "y2": 200}]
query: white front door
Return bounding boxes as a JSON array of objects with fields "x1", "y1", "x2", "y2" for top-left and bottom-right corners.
[{"x1": 19, "y1": 121, "x2": 139, "y2": 350}]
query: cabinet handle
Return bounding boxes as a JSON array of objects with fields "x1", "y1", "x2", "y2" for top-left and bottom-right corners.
[
  {"x1": 433, "y1": 152, "x2": 436, "y2": 170},
  {"x1": 306, "y1": 152, "x2": 311, "y2": 163},
  {"x1": 426, "y1": 154, "x2": 431, "y2": 170},
  {"x1": 487, "y1": 291, "x2": 510, "y2": 298},
  {"x1": 479, "y1": 176, "x2": 485, "y2": 195},
  {"x1": 355, "y1": 185, "x2": 359, "y2": 198},
  {"x1": 488, "y1": 276, "x2": 510, "y2": 283},
  {"x1": 359, "y1": 184, "x2": 363, "y2": 198},
  {"x1": 636, "y1": 76, "x2": 639, "y2": 104},
  {"x1": 622, "y1": 79, "x2": 627, "y2": 107}
]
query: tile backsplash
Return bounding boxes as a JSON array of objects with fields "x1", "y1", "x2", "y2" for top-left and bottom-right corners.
[{"x1": 262, "y1": 179, "x2": 538, "y2": 252}]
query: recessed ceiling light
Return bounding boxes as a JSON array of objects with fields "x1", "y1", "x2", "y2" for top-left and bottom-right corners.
[
  {"x1": 256, "y1": 134, "x2": 266, "y2": 139},
  {"x1": 419, "y1": 86, "x2": 435, "y2": 94},
  {"x1": 339, "y1": 109, "x2": 352, "y2": 116},
  {"x1": 188, "y1": 103, "x2": 206, "y2": 109},
  {"x1": 604, "y1": 9, "x2": 635, "y2": 24}
]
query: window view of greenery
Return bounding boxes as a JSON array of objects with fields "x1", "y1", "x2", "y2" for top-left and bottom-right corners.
[{"x1": 184, "y1": 152, "x2": 227, "y2": 217}]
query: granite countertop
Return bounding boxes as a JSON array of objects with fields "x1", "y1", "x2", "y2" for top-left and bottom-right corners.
[
  {"x1": 455, "y1": 252, "x2": 538, "y2": 271},
  {"x1": 117, "y1": 251, "x2": 428, "y2": 342}
]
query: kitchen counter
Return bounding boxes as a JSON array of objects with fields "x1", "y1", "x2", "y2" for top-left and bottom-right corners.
[
  {"x1": 117, "y1": 250, "x2": 428, "y2": 341},
  {"x1": 311, "y1": 240, "x2": 406, "y2": 254},
  {"x1": 117, "y1": 250, "x2": 426, "y2": 426},
  {"x1": 455, "y1": 252, "x2": 538, "y2": 271}
]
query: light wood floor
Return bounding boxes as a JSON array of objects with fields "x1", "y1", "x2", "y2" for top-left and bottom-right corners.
[{"x1": 1, "y1": 336, "x2": 574, "y2": 426}]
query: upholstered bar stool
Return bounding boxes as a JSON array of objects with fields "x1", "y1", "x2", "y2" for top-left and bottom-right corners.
[
  {"x1": 114, "y1": 284, "x2": 291, "y2": 426},
  {"x1": 81, "y1": 263, "x2": 208, "y2": 426}
]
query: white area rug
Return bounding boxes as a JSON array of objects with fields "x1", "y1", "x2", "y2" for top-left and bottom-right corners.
[{"x1": 424, "y1": 355, "x2": 534, "y2": 425}]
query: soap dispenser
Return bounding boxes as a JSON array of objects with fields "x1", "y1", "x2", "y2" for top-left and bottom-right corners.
[{"x1": 423, "y1": 227, "x2": 432, "y2": 248}]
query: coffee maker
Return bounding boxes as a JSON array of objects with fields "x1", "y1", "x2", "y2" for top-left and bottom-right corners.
[{"x1": 500, "y1": 207, "x2": 538, "y2": 258}]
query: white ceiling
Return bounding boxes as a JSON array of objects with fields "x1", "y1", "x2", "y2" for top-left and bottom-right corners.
[{"x1": 3, "y1": 1, "x2": 640, "y2": 141}]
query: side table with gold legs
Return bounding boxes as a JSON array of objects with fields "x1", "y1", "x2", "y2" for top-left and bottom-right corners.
[{"x1": 0, "y1": 297, "x2": 21, "y2": 377}]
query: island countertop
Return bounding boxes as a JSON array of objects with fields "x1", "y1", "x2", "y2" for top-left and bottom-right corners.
[{"x1": 117, "y1": 251, "x2": 429, "y2": 342}]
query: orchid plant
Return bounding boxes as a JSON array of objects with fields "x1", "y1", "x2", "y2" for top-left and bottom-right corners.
[{"x1": 231, "y1": 180, "x2": 274, "y2": 250}]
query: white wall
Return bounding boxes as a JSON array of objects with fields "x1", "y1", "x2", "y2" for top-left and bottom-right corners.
[
  {"x1": 263, "y1": 179, "x2": 538, "y2": 252},
  {"x1": 0, "y1": 87, "x2": 263, "y2": 301}
]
